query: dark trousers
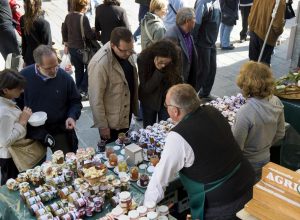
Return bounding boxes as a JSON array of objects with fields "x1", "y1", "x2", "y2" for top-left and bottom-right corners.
[
  {"x1": 0, "y1": 158, "x2": 19, "y2": 185},
  {"x1": 196, "y1": 47, "x2": 217, "y2": 97},
  {"x1": 249, "y1": 31, "x2": 274, "y2": 65},
  {"x1": 69, "y1": 48, "x2": 88, "y2": 93},
  {"x1": 52, "y1": 131, "x2": 78, "y2": 154},
  {"x1": 133, "y1": 4, "x2": 149, "y2": 40},
  {"x1": 0, "y1": 26, "x2": 20, "y2": 60},
  {"x1": 141, "y1": 104, "x2": 169, "y2": 128},
  {"x1": 239, "y1": 6, "x2": 251, "y2": 40}
]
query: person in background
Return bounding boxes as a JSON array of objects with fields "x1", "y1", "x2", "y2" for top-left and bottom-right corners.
[
  {"x1": 248, "y1": 0, "x2": 285, "y2": 65},
  {"x1": 163, "y1": 0, "x2": 186, "y2": 31},
  {"x1": 133, "y1": 0, "x2": 151, "y2": 41},
  {"x1": 138, "y1": 39, "x2": 182, "y2": 127},
  {"x1": 219, "y1": 0, "x2": 239, "y2": 50},
  {"x1": 88, "y1": 27, "x2": 139, "y2": 143},
  {"x1": 193, "y1": 0, "x2": 221, "y2": 101},
  {"x1": 141, "y1": 0, "x2": 168, "y2": 50},
  {"x1": 232, "y1": 61, "x2": 285, "y2": 182},
  {"x1": 62, "y1": 0, "x2": 97, "y2": 100},
  {"x1": 239, "y1": 0, "x2": 253, "y2": 43},
  {"x1": 0, "y1": 0, "x2": 20, "y2": 60},
  {"x1": 165, "y1": 8, "x2": 198, "y2": 89},
  {"x1": 0, "y1": 69, "x2": 46, "y2": 185},
  {"x1": 85, "y1": 0, "x2": 101, "y2": 25},
  {"x1": 17, "y1": 45, "x2": 82, "y2": 154},
  {"x1": 21, "y1": 0, "x2": 52, "y2": 66},
  {"x1": 95, "y1": 0, "x2": 130, "y2": 45},
  {"x1": 9, "y1": 0, "x2": 22, "y2": 36},
  {"x1": 144, "y1": 84, "x2": 255, "y2": 220}
]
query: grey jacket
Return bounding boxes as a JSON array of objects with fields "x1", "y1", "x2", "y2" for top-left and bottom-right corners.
[
  {"x1": 141, "y1": 12, "x2": 166, "y2": 50},
  {"x1": 232, "y1": 96, "x2": 285, "y2": 163},
  {"x1": 165, "y1": 25, "x2": 198, "y2": 88}
]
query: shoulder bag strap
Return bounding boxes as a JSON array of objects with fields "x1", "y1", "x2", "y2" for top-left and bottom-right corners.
[
  {"x1": 144, "y1": 20, "x2": 154, "y2": 43},
  {"x1": 80, "y1": 14, "x2": 87, "y2": 49},
  {"x1": 169, "y1": 3, "x2": 177, "y2": 14}
]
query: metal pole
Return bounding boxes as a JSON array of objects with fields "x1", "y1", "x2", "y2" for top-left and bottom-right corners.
[{"x1": 258, "y1": 0, "x2": 281, "y2": 62}]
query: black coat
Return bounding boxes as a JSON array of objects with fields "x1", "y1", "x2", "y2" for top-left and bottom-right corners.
[
  {"x1": 219, "y1": 0, "x2": 239, "y2": 26},
  {"x1": 95, "y1": 4, "x2": 130, "y2": 44}
]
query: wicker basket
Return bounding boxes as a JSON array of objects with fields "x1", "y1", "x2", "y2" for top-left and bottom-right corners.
[{"x1": 275, "y1": 85, "x2": 300, "y2": 100}]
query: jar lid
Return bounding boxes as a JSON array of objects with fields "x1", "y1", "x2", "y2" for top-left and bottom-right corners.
[
  {"x1": 118, "y1": 214, "x2": 130, "y2": 220},
  {"x1": 145, "y1": 201, "x2": 156, "y2": 209},
  {"x1": 158, "y1": 216, "x2": 168, "y2": 220},
  {"x1": 157, "y1": 205, "x2": 168, "y2": 213},
  {"x1": 128, "y1": 210, "x2": 139, "y2": 218},
  {"x1": 137, "y1": 206, "x2": 147, "y2": 214},
  {"x1": 147, "y1": 211, "x2": 159, "y2": 219},
  {"x1": 119, "y1": 191, "x2": 131, "y2": 200},
  {"x1": 111, "y1": 206, "x2": 123, "y2": 216}
]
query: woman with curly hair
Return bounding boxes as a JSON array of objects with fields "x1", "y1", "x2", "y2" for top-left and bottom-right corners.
[
  {"x1": 20, "y1": 0, "x2": 52, "y2": 66},
  {"x1": 95, "y1": 0, "x2": 130, "y2": 45},
  {"x1": 138, "y1": 39, "x2": 182, "y2": 127},
  {"x1": 232, "y1": 61, "x2": 285, "y2": 182}
]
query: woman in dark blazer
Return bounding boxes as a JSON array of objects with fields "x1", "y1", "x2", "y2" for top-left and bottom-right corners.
[
  {"x1": 20, "y1": 0, "x2": 52, "y2": 66},
  {"x1": 95, "y1": 0, "x2": 130, "y2": 45},
  {"x1": 138, "y1": 39, "x2": 182, "y2": 127}
]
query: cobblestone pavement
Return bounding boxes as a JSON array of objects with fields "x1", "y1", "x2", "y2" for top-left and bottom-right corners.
[{"x1": 0, "y1": 0, "x2": 298, "y2": 149}]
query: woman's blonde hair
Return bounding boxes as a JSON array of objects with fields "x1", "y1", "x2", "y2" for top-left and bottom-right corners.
[
  {"x1": 149, "y1": 0, "x2": 167, "y2": 13},
  {"x1": 237, "y1": 61, "x2": 275, "y2": 98},
  {"x1": 73, "y1": 0, "x2": 89, "y2": 12}
]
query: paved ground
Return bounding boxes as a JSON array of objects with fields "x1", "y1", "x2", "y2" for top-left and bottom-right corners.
[{"x1": 0, "y1": 0, "x2": 298, "y2": 149}]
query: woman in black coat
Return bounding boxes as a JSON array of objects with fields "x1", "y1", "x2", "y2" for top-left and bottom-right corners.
[
  {"x1": 95, "y1": 0, "x2": 130, "y2": 45},
  {"x1": 138, "y1": 39, "x2": 182, "y2": 127},
  {"x1": 21, "y1": 0, "x2": 52, "y2": 66}
]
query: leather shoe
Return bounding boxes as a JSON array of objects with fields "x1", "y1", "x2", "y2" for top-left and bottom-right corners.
[{"x1": 221, "y1": 45, "x2": 235, "y2": 50}]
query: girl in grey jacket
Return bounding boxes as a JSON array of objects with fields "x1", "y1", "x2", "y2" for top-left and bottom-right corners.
[{"x1": 232, "y1": 61, "x2": 285, "y2": 182}]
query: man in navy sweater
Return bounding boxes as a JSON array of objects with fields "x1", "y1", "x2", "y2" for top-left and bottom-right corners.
[{"x1": 18, "y1": 45, "x2": 82, "y2": 154}]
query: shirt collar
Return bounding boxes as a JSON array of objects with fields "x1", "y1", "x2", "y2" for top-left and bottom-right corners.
[
  {"x1": 178, "y1": 26, "x2": 191, "y2": 38},
  {"x1": 0, "y1": 96, "x2": 17, "y2": 107}
]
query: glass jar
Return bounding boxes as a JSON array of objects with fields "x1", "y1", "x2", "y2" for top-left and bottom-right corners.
[
  {"x1": 26, "y1": 195, "x2": 41, "y2": 206},
  {"x1": 74, "y1": 197, "x2": 87, "y2": 209},
  {"x1": 29, "y1": 202, "x2": 44, "y2": 215},
  {"x1": 85, "y1": 202, "x2": 95, "y2": 217},
  {"x1": 19, "y1": 182, "x2": 30, "y2": 194},
  {"x1": 130, "y1": 166, "x2": 139, "y2": 181},
  {"x1": 147, "y1": 211, "x2": 159, "y2": 220},
  {"x1": 137, "y1": 206, "x2": 148, "y2": 217},
  {"x1": 139, "y1": 174, "x2": 150, "y2": 187},
  {"x1": 150, "y1": 155, "x2": 159, "y2": 167},
  {"x1": 157, "y1": 205, "x2": 169, "y2": 216},
  {"x1": 97, "y1": 140, "x2": 106, "y2": 153},
  {"x1": 52, "y1": 150, "x2": 64, "y2": 164},
  {"x1": 119, "y1": 191, "x2": 132, "y2": 210},
  {"x1": 118, "y1": 159, "x2": 128, "y2": 172},
  {"x1": 128, "y1": 210, "x2": 140, "y2": 220},
  {"x1": 109, "y1": 153, "x2": 118, "y2": 166},
  {"x1": 105, "y1": 146, "x2": 114, "y2": 159}
]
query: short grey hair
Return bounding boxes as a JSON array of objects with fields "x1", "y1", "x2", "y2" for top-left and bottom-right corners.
[
  {"x1": 168, "y1": 84, "x2": 200, "y2": 114},
  {"x1": 33, "y1": 45, "x2": 57, "y2": 65},
  {"x1": 176, "y1": 8, "x2": 195, "y2": 26}
]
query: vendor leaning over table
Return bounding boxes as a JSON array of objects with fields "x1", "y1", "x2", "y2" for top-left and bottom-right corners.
[
  {"x1": 232, "y1": 61, "x2": 285, "y2": 182},
  {"x1": 144, "y1": 84, "x2": 255, "y2": 220}
]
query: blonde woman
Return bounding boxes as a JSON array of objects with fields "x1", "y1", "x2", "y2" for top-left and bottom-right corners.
[
  {"x1": 232, "y1": 61, "x2": 285, "y2": 182},
  {"x1": 141, "y1": 0, "x2": 168, "y2": 49}
]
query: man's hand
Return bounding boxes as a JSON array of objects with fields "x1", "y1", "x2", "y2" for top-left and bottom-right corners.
[
  {"x1": 99, "y1": 128, "x2": 110, "y2": 140},
  {"x1": 65, "y1": 117, "x2": 76, "y2": 130}
]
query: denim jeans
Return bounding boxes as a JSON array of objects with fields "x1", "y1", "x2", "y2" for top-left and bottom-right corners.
[
  {"x1": 141, "y1": 104, "x2": 169, "y2": 128},
  {"x1": 220, "y1": 23, "x2": 233, "y2": 47},
  {"x1": 69, "y1": 47, "x2": 88, "y2": 93},
  {"x1": 133, "y1": 4, "x2": 149, "y2": 40}
]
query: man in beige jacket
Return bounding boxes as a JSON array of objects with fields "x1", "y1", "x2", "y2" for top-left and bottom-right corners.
[{"x1": 88, "y1": 27, "x2": 139, "y2": 143}]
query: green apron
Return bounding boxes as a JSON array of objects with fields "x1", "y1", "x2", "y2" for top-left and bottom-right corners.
[{"x1": 179, "y1": 163, "x2": 241, "y2": 220}]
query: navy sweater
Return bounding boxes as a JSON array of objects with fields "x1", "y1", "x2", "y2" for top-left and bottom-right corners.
[{"x1": 18, "y1": 65, "x2": 82, "y2": 129}]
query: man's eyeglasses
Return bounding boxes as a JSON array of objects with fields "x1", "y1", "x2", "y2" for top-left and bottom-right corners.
[
  {"x1": 39, "y1": 65, "x2": 59, "y2": 72},
  {"x1": 164, "y1": 102, "x2": 181, "y2": 109},
  {"x1": 117, "y1": 46, "x2": 136, "y2": 54}
]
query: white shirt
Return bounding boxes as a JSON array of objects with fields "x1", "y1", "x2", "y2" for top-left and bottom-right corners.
[
  {"x1": 0, "y1": 97, "x2": 26, "y2": 158},
  {"x1": 144, "y1": 131, "x2": 195, "y2": 204}
]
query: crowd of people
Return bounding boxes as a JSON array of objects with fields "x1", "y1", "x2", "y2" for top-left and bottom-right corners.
[{"x1": 0, "y1": 0, "x2": 291, "y2": 219}]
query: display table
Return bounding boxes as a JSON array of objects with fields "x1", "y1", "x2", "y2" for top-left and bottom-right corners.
[
  {"x1": 236, "y1": 209, "x2": 259, "y2": 220},
  {"x1": 281, "y1": 99, "x2": 300, "y2": 134}
]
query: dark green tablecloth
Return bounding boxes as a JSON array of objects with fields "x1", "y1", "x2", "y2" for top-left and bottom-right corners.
[{"x1": 281, "y1": 99, "x2": 300, "y2": 134}]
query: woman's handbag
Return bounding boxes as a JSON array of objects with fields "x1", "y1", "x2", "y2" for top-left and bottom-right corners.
[
  {"x1": 285, "y1": 0, "x2": 295, "y2": 19},
  {"x1": 8, "y1": 139, "x2": 46, "y2": 172},
  {"x1": 80, "y1": 15, "x2": 100, "y2": 64}
]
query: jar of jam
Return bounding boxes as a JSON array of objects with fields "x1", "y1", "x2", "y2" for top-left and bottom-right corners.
[
  {"x1": 150, "y1": 155, "x2": 159, "y2": 167},
  {"x1": 35, "y1": 207, "x2": 49, "y2": 218},
  {"x1": 29, "y1": 202, "x2": 44, "y2": 215},
  {"x1": 19, "y1": 182, "x2": 30, "y2": 193},
  {"x1": 97, "y1": 140, "x2": 106, "y2": 153},
  {"x1": 105, "y1": 185, "x2": 115, "y2": 200},
  {"x1": 119, "y1": 191, "x2": 132, "y2": 210},
  {"x1": 147, "y1": 211, "x2": 159, "y2": 220},
  {"x1": 128, "y1": 210, "x2": 140, "y2": 220},
  {"x1": 147, "y1": 148, "x2": 155, "y2": 160},
  {"x1": 61, "y1": 212, "x2": 77, "y2": 220},
  {"x1": 110, "y1": 196, "x2": 119, "y2": 208},
  {"x1": 93, "y1": 196, "x2": 104, "y2": 212},
  {"x1": 52, "y1": 150, "x2": 64, "y2": 164},
  {"x1": 26, "y1": 195, "x2": 41, "y2": 206},
  {"x1": 54, "y1": 208, "x2": 67, "y2": 217},
  {"x1": 105, "y1": 146, "x2": 114, "y2": 159},
  {"x1": 130, "y1": 166, "x2": 139, "y2": 181},
  {"x1": 74, "y1": 197, "x2": 87, "y2": 209},
  {"x1": 34, "y1": 186, "x2": 45, "y2": 194},
  {"x1": 145, "y1": 201, "x2": 156, "y2": 212},
  {"x1": 49, "y1": 202, "x2": 61, "y2": 213},
  {"x1": 17, "y1": 173, "x2": 28, "y2": 183},
  {"x1": 85, "y1": 202, "x2": 95, "y2": 217},
  {"x1": 111, "y1": 206, "x2": 124, "y2": 219},
  {"x1": 76, "y1": 208, "x2": 86, "y2": 218},
  {"x1": 109, "y1": 153, "x2": 118, "y2": 166},
  {"x1": 59, "y1": 186, "x2": 74, "y2": 199},
  {"x1": 139, "y1": 174, "x2": 150, "y2": 187},
  {"x1": 118, "y1": 159, "x2": 128, "y2": 172},
  {"x1": 86, "y1": 147, "x2": 96, "y2": 158},
  {"x1": 40, "y1": 191, "x2": 52, "y2": 203},
  {"x1": 137, "y1": 206, "x2": 148, "y2": 217},
  {"x1": 21, "y1": 189, "x2": 36, "y2": 201},
  {"x1": 157, "y1": 205, "x2": 169, "y2": 216},
  {"x1": 37, "y1": 213, "x2": 54, "y2": 220}
]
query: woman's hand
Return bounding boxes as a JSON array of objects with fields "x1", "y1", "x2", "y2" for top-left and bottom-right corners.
[{"x1": 19, "y1": 107, "x2": 32, "y2": 126}]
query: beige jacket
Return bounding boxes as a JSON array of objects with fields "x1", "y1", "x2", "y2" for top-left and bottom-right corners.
[
  {"x1": 88, "y1": 42, "x2": 139, "y2": 130},
  {"x1": 248, "y1": 0, "x2": 285, "y2": 46}
]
